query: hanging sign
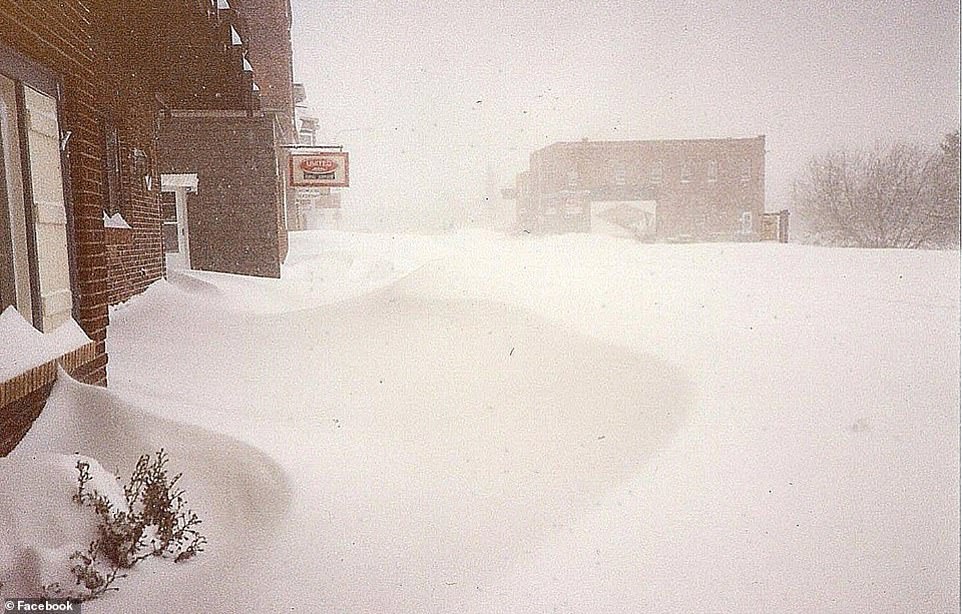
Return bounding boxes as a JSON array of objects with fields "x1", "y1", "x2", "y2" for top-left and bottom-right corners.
[{"x1": 289, "y1": 151, "x2": 349, "y2": 187}]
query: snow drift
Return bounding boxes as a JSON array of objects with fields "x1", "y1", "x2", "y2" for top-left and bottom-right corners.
[{"x1": 3, "y1": 229, "x2": 958, "y2": 612}]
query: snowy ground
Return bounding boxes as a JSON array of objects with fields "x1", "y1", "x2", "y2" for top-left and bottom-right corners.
[{"x1": 5, "y1": 230, "x2": 960, "y2": 612}]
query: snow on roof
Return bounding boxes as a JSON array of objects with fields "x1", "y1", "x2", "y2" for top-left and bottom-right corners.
[
  {"x1": 161, "y1": 173, "x2": 199, "y2": 191},
  {"x1": 0, "y1": 306, "x2": 92, "y2": 381}
]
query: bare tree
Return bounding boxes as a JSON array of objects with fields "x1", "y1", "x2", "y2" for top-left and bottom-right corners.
[{"x1": 794, "y1": 137, "x2": 960, "y2": 249}]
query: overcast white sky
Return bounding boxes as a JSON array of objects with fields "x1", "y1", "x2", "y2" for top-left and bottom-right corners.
[{"x1": 290, "y1": 1, "x2": 961, "y2": 231}]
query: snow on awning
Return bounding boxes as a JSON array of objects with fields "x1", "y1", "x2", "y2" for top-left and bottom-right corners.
[
  {"x1": 218, "y1": 0, "x2": 231, "y2": 8},
  {"x1": 242, "y1": 56, "x2": 254, "y2": 72},
  {"x1": 230, "y1": 25, "x2": 242, "y2": 46},
  {"x1": 161, "y1": 173, "x2": 199, "y2": 193}
]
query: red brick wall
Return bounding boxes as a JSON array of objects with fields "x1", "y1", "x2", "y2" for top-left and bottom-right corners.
[
  {"x1": 0, "y1": 381, "x2": 55, "y2": 455},
  {"x1": 229, "y1": 0, "x2": 295, "y2": 139},
  {"x1": 0, "y1": 1, "x2": 110, "y2": 385},
  {"x1": 103, "y1": 101, "x2": 166, "y2": 305}
]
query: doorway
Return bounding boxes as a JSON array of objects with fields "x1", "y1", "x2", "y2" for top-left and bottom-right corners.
[{"x1": 160, "y1": 173, "x2": 197, "y2": 271}]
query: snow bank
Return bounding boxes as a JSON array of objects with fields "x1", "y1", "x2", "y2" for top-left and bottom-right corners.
[
  {"x1": 2, "y1": 371, "x2": 292, "y2": 609},
  {"x1": 0, "y1": 453, "x2": 121, "y2": 596},
  {"x1": 0, "y1": 307, "x2": 91, "y2": 380}
]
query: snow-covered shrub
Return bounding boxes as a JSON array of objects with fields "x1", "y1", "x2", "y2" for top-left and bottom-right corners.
[{"x1": 43, "y1": 449, "x2": 206, "y2": 601}]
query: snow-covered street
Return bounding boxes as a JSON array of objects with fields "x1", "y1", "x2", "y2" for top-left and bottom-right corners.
[{"x1": 8, "y1": 230, "x2": 960, "y2": 612}]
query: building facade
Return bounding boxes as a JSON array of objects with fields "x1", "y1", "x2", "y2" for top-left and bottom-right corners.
[
  {"x1": 228, "y1": 0, "x2": 300, "y2": 232},
  {"x1": 0, "y1": 0, "x2": 299, "y2": 454},
  {"x1": 153, "y1": 0, "x2": 293, "y2": 277},
  {"x1": 517, "y1": 136, "x2": 767, "y2": 241},
  {"x1": 1, "y1": 0, "x2": 118, "y2": 453}
]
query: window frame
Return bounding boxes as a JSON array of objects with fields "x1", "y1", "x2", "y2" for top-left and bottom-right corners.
[
  {"x1": 706, "y1": 159, "x2": 718, "y2": 183},
  {"x1": 650, "y1": 162, "x2": 663, "y2": 184},
  {"x1": 0, "y1": 42, "x2": 77, "y2": 329}
]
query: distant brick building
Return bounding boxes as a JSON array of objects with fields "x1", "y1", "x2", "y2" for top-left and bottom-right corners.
[{"x1": 517, "y1": 136, "x2": 767, "y2": 241}]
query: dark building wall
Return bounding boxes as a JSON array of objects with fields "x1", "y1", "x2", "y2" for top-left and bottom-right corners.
[
  {"x1": 157, "y1": 114, "x2": 283, "y2": 278},
  {"x1": 229, "y1": 0, "x2": 298, "y2": 232},
  {"x1": 525, "y1": 136, "x2": 766, "y2": 239},
  {"x1": 99, "y1": 0, "x2": 258, "y2": 304},
  {"x1": 229, "y1": 0, "x2": 294, "y2": 138}
]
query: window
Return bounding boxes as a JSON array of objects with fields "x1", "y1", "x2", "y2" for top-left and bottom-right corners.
[
  {"x1": 566, "y1": 169, "x2": 578, "y2": 189},
  {"x1": 740, "y1": 159, "x2": 752, "y2": 183},
  {"x1": 610, "y1": 160, "x2": 626, "y2": 186},
  {"x1": 740, "y1": 211, "x2": 753, "y2": 234},
  {"x1": 0, "y1": 74, "x2": 25, "y2": 315},
  {"x1": 707, "y1": 160, "x2": 718, "y2": 183},
  {"x1": 650, "y1": 162, "x2": 663, "y2": 184},
  {"x1": 0, "y1": 46, "x2": 74, "y2": 332},
  {"x1": 680, "y1": 160, "x2": 693, "y2": 183},
  {"x1": 102, "y1": 120, "x2": 122, "y2": 216}
]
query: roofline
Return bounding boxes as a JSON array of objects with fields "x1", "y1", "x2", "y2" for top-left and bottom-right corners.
[{"x1": 536, "y1": 135, "x2": 765, "y2": 153}]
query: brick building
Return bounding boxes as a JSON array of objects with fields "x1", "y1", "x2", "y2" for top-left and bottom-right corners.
[
  {"x1": 0, "y1": 0, "x2": 298, "y2": 454},
  {"x1": 516, "y1": 136, "x2": 767, "y2": 241},
  {"x1": 1, "y1": 0, "x2": 114, "y2": 454},
  {"x1": 100, "y1": 0, "x2": 261, "y2": 302},
  {"x1": 154, "y1": 0, "x2": 294, "y2": 277},
  {"x1": 228, "y1": 0, "x2": 301, "y2": 232}
]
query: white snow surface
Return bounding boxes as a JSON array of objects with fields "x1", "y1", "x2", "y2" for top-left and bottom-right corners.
[
  {"x1": 7, "y1": 230, "x2": 959, "y2": 612},
  {"x1": 102, "y1": 212, "x2": 131, "y2": 230},
  {"x1": 0, "y1": 307, "x2": 92, "y2": 380}
]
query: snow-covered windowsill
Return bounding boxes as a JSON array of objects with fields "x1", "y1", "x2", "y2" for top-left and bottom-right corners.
[
  {"x1": 104, "y1": 211, "x2": 133, "y2": 245},
  {"x1": 0, "y1": 307, "x2": 96, "y2": 408}
]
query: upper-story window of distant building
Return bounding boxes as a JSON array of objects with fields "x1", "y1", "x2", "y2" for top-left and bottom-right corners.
[
  {"x1": 740, "y1": 159, "x2": 752, "y2": 183},
  {"x1": 650, "y1": 162, "x2": 663, "y2": 184},
  {"x1": 566, "y1": 169, "x2": 579, "y2": 189},
  {"x1": 680, "y1": 160, "x2": 694, "y2": 183},
  {"x1": 610, "y1": 160, "x2": 627, "y2": 186},
  {"x1": 706, "y1": 159, "x2": 718, "y2": 183}
]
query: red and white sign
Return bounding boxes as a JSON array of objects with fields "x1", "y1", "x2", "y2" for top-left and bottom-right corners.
[{"x1": 289, "y1": 151, "x2": 349, "y2": 187}]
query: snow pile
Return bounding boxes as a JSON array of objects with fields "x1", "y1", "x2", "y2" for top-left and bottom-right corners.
[
  {"x1": 0, "y1": 453, "x2": 121, "y2": 596},
  {"x1": 102, "y1": 212, "x2": 131, "y2": 230},
  {"x1": 0, "y1": 307, "x2": 91, "y2": 380},
  {"x1": 1, "y1": 371, "x2": 292, "y2": 610},
  {"x1": 159, "y1": 248, "x2": 415, "y2": 314}
]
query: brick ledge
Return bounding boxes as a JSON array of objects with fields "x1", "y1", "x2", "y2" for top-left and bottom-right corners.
[{"x1": 0, "y1": 342, "x2": 98, "y2": 407}]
